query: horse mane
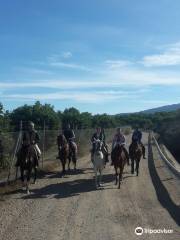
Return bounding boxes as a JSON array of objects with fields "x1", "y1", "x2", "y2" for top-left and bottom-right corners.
[
  {"x1": 58, "y1": 134, "x2": 67, "y2": 145},
  {"x1": 114, "y1": 144, "x2": 123, "y2": 154}
]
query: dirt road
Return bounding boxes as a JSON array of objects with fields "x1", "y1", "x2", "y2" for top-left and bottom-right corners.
[{"x1": 0, "y1": 133, "x2": 179, "y2": 240}]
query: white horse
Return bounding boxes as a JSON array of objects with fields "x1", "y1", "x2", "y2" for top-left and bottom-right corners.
[{"x1": 92, "y1": 139, "x2": 105, "y2": 189}]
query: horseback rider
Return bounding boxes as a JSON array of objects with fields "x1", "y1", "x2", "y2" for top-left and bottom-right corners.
[
  {"x1": 132, "y1": 127, "x2": 146, "y2": 159},
  {"x1": 15, "y1": 121, "x2": 41, "y2": 168},
  {"x1": 91, "y1": 127, "x2": 109, "y2": 163},
  {"x1": 63, "y1": 124, "x2": 76, "y2": 148},
  {"x1": 111, "y1": 127, "x2": 129, "y2": 165}
]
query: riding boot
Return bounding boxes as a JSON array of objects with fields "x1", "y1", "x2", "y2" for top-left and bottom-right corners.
[
  {"x1": 91, "y1": 149, "x2": 94, "y2": 163},
  {"x1": 102, "y1": 144, "x2": 109, "y2": 163},
  {"x1": 105, "y1": 153, "x2": 109, "y2": 163},
  {"x1": 110, "y1": 151, "x2": 114, "y2": 166}
]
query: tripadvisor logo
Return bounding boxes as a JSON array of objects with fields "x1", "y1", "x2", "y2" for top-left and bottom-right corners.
[
  {"x1": 135, "y1": 226, "x2": 173, "y2": 235},
  {"x1": 135, "y1": 227, "x2": 143, "y2": 235}
]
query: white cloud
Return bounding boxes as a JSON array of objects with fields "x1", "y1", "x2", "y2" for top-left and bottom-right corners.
[
  {"x1": 14, "y1": 67, "x2": 53, "y2": 75},
  {"x1": 1, "y1": 90, "x2": 142, "y2": 103},
  {"x1": 105, "y1": 60, "x2": 133, "y2": 69},
  {"x1": 1, "y1": 65, "x2": 180, "y2": 92},
  {"x1": 49, "y1": 61, "x2": 91, "y2": 71},
  {"x1": 46, "y1": 53, "x2": 90, "y2": 71},
  {"x1": 142, "y1": 42, "x2": 180, "y2": 67},
  {"x1": 62, "y1": 51, "x2": 72, "y2": 59}
]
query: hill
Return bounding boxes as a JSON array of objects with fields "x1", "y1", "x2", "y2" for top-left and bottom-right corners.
[{"x1": 141, "y1": 103, "x2": 180, "y2": 114}]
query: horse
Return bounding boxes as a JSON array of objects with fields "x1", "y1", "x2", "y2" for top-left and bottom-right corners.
[
  {"x1": 57, "y1": 134, "x2": 69, "y2": 175},
  {"x1": 92, "y1": 139, "x2": 105, "y2": 189},
  {"x1": 68, "y1": 139, "x2": 78, "y2": 170},
  {"x1": 18, "y1": 145, "x2": 38, "y2": 194},
  {"x1": 111, "y1": 144, "x2": 128, "y2": 189},
  {"x1": 129, "y1": 141, "x2": 143, "y2": 176}
]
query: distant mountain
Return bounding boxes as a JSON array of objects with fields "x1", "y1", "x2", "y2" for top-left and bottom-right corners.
[{"x1": 141, "y1": 103, "x2": 180, "y2": 114}]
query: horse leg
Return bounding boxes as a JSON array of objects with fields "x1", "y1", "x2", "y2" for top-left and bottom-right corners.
[
  {"x1": 15, "y1": 167, "x2": 18, "y2": 181},
  {"x1": 73, "y1": 153, "x2": 77, "y2": 170},
  {"x1": 118, "y1": 167, "x2": 123, "y2": 189},
  {"x1": 115, "y1": 168, "x2": 118, "y2": 185},
  {"x1": 131, "y1": 158, "x2": 134, "y2": 174},
  {"x1": 99, "y1": 170, "x2": 102, "y2": 187},
  {"x1": 62, "y1": 159, "x2": 66, "y2": 174},
  {"x1": 26, "y1": 164, "x2": 33, "y2": 194},
  {"x1": 136, "y1": 159, "x2": 140, "y2": 176},
  {"x1": 33, "y1": 167, "x2": 37, "y2": 184},
  {"x1": 95, "y1": 169, "x2": 98, "y2": 189},
  {"x1": 118, "y1": 172, "x2": 121, "y2": 189},
  {"x1": 20, "y1": 166, "x2": 25, "y2": 188},
  {"x1": 68, "y1": 154, "x2": 71, "y2": 170}
]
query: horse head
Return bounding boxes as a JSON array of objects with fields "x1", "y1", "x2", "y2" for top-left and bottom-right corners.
[
  {"x1": 94, "y1": 139, "x2": 103, "y2": 152},
  {"x1": 58, "y1": 134, "x2": 67, "y2": 149}
]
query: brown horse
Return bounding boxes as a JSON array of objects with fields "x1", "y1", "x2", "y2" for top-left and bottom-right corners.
[
  {"x1": 57, "y1": 134, "x2": 69, "y2": 174},
  {"x1": 68, "y1": 140, "x2": 77, "y2": 170},
  {"x1": 129, "y1": 141, "x2": 143, "y2": 176},
  {"x1": 111, "y1": 144, "x2": 128, "y2": 189},
  {"x1": 18, "y1": 145, "x2": 38, "y2": 194}
]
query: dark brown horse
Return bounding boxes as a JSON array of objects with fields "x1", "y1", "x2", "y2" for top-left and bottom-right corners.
[
  {"x1": 111, "y1": 144, "x2": 128, "y2": 189},
  {"x1": 57, "y1": 134, "x2": 69, "y2": 174},
  {"x1": 68, "y1": 140, "x2": 77, "y2": 170},
  {"x1": 129, "y1": 141, "x2": 143, "y2": 176},
  {"x1": 18, "y1": 145, "x2": 38, "y2": 194}
]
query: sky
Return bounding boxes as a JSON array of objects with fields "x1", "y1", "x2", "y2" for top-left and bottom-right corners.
[{"x1": 0, "y1": 0, "x2": 180, "y2": 114}]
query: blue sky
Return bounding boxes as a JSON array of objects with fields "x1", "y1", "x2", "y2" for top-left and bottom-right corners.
[{"x1": 0, "y1": 0, "x2": 180, "y2": 114}]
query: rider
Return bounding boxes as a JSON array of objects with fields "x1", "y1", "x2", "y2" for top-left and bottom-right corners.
[
  {"x1": 132, "y1": 127, "x2": 146, "y2": 159},
  {"x1": 63, "y1": 124, "x2": 76, "y2": 147},
  {"x1": 91, "y1": 127, "x2": 109, "y2": 163},
  {"x1": 111, "y1": 127, "x2": 129, "y2": 165},
  {"x1": 15, "y1": 121, "x2": 41, "y2": 168}
]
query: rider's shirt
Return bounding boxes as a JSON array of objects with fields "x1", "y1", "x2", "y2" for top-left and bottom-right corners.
[
  {"x1": 112, "y1": 133, "x2": 125, "y2": 149},
  {"x1": 22, "y1": 130, "x2": 40, "y2": 146},
  {"x1": 91, "y1": 132, "x2": 105, "y2": 143},
  {"x1": 132, "y1": 130, "x2": 142, "y2": 143},
  {"x1": 63, "y1": 129, "x2": 75, "y2": 142}
]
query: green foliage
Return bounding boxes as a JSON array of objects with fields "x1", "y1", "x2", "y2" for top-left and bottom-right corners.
[
  {"x1": 1, "y1": 100, "x2": 180, "y2": 168},
  {"x1": 1, "y1": 101, "x2": 180, "y2": 133},
  {"x1": 10, "y1": 101, "x2": 59, "y2": 130}
]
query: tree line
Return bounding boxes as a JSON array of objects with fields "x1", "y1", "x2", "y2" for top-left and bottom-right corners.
[
  {"x1": 0, "y1": 101, "x2": 180, "y2": 132},
  {"x1": 0, "y1": 101, "x2": 180, "y2": 166}
]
